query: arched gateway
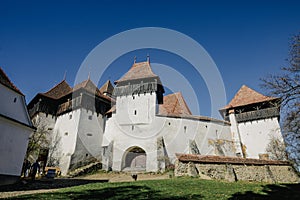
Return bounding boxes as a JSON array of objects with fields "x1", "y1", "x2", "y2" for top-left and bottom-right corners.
[{"x1": 122, "y1": 146, "x2": 146, "y2": 171}]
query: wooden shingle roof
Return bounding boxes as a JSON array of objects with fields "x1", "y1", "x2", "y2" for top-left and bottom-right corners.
[
  {"x1": 43, "y1": 80, "x2": 72, "y2": 99},
  {"x1": 0, "y1": 67, "x2": 23, "y2": 95},
  {"x1": 99, "y1": 80, "x2": 114, "y2": 95},
  {"x1": 222, "y1": 85, "x2": 279, "y2": 110},
  {"x1": 115, "y1": 61, "x2": 159, "y2": 84},
  {"x1": 73, "y1": 79, "x2": 102, "y2": 96}
]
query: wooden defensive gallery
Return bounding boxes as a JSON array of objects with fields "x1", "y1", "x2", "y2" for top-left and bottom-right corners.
[{"x1": 27, "y1": 59, "x2": 283, "y2": 175}]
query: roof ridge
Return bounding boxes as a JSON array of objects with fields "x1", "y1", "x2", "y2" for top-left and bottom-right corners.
[
  {"x1": 45, "y1": 79, "x2": 71, "y2": 94},
  {"x1": 222, "y1": 85, "x2": 279, "y2": 110},
  {"x1": 0, "y1": 67, "x2": 24, "y2": 95},
  {"x1": 115, "y1": 61, "x2": 159, "y2": 84}
]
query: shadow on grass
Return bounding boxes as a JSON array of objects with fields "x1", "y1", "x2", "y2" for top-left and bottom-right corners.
[
  {"x1": 0, "y1": 178, "x2": 108, "y2": 192},
  {"x1": 229, "y1": 183, "x2": 300, "y2": 200},
  {"x1": 12, "y1": 185, "x2": 203, "y2": 200}
]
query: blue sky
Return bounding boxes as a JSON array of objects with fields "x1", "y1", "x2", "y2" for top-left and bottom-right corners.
[{"x1": 0, "y1": 0, "x2": 299, "y2": 118}]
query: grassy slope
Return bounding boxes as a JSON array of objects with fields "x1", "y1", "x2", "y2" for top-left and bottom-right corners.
[{"x1": 10, "y1": 177, "x2": 300, "y2": 200}]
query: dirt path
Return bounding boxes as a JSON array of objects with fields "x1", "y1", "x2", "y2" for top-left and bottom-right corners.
[
  {"x1": 80, "y1": 172, "x2": 169, "y2": 182},
  {"x1": 0, "y1": 172, "x2": 170, "y2": 199}
]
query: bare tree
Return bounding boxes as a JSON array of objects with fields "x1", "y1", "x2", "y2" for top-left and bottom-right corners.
[
  {"x1": 266, "y1": 135, "x2": 288, "y2": 160},
  {"x1": 46, "y1": 131, "x2": 61, "y2": 167},
  {"x1": 26, "y1": 117, "x2": 50, "y2": 161},
  {"x1": 261, "y1": 33, "x2": 300, "y2": 171}
]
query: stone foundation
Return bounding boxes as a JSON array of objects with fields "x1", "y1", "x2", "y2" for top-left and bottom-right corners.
[{"x1": 175, "y1": 154, "x2": 299, "y2": 183}]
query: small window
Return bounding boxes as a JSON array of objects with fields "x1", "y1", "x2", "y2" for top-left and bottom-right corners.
[
  {"x1": 87, "y1": 133, "x2": 93, "y2": 136},
  {"x1": 134, "y1": 110, "x2": 137, "y2": 115},
  {"x1": 48, "y1": 128, "x2": 53, "y2": 131},
  {"x1": 168, "y1": 122, "x2": 171, "y2": 126},
  {"x1": 88, "y1": 115, "x2": 92, "y2": 120},
  {"x1": 133, "y1": 95, "x2": 135, "y2": 99},
  {"x1": 86, "y1": 153, "x2": 89, "y2": 157},
  {"x1": 13, "y1": 97, "x2": 17, "y2": 103},
  {"x1": 64, "y1": 132, "x2": 68, "y2": 136},
  {"x1": 69, "y1": 115, "x2": 72, "y2": 119},
  {"x1": 132, "y1": 125, "x2": 134, "y2": 131},
  {"x1": 184, "y1": 126, "x2": 187, "y2": 133}
]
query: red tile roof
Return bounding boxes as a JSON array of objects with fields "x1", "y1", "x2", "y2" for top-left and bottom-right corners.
[
  {"x1": 43, "y1": 80, "x2": 72, "y2": 99},
  {"x1": 176, "y1": 153, "x2": 290, "y2": 165},
  {"x1": 99, "y1": 80, "x2": 114, "y2": 95},
  {"x1": 222, "y1": 85, "x2": 279, "y2": 110},
  {"x1": 115, "y1": 61, "x2": 158, "y2": 84},
  {"x1": 159, "y1": 92, "x2": 192, "y2": 116},
  {"x1": 0, "y1": 67, "x2": 23, "y2": 95}
]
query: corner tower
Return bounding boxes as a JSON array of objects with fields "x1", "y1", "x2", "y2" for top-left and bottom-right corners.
[{"x1": 219, "y1": 85, "x2": 282, "y2": 159}]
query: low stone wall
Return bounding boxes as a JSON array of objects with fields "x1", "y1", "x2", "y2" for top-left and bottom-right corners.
[{"x1": 174, "y1": 154, "x2": 299, "y2": 183}]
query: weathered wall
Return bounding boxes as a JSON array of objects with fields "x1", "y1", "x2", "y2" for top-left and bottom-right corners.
[
  {"x1": 50, "y1": 109, "x2": 81, "y2": 175},
  {"x1": 103, "y1": 91, "x2": 234, "y2": 172},
  {"x1": 70, "y1": 109, "x2": 105, "y2": 170},
  {"x1": 175, "y1": 160, "x2": 299, "y2": 183},
  {"x1": 238, "y1": 117, "x2": 282, "y2": 158}
]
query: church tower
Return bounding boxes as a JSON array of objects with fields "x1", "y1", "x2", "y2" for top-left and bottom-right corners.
[
  {"x1": 219, "y1": 85, "x2": 282, "y2": 159},
  {"x1": 113, "y1": 58, "x2": 164, "y2": 126},
  {"x1": 102, "y1": 58, "x2": 165, "y2": 172}
]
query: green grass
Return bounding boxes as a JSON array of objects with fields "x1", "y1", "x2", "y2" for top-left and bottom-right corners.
[{"x1": 10, "y1": 177, "x2": 300, "y2": 199}]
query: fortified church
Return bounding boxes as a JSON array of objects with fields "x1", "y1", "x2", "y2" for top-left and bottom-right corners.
[{"x1": 28, "y1": 59, "x2": 283, "y2": 175}]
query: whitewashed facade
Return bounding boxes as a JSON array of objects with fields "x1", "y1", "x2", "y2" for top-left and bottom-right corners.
[
  {"x1": 28, "y1": 60, "x2": 284, "y2": 175},
  {"x1": 0, "y1": 68, "x2": 34, "y2": 185}
]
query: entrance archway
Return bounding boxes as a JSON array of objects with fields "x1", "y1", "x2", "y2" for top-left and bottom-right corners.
[{"x1": 122, "y1": 146, "x2": 146, "y2": 171}]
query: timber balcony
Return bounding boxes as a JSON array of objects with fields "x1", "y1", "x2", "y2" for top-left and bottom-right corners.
[
  {"x1": 235, "y1": 107, "x2": 280, "y2": 123},
  {"x1": 57, "y1": 95, "x2": 108, "y2": 115}
]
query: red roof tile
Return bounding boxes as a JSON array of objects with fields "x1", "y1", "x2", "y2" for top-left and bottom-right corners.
[
  {"x1": 159, "y1": 92, "x2": 192, "y2": 116},
  {"x1": 115, "y1": 61, "x2": 158, "y2": 84},
  {"x1": 43, "y1": 80, "x2": 72, "y2": 99},
  {"x1": 0, "y1": 67, "x2": 23, "y2": 95},
  {"x1": 222, "y1": 85, "x2": 279, "y2": 110}
]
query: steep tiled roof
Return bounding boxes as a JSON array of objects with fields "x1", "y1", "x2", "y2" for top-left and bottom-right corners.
[
  {"x1": 176, "y1": 154, "x2": 290, "y2": 165},
  {"x1": 73, "y1": 79, "x2": 114, "y2": 103},
  {"x1": 222, "y1": 85, "x2": 279, "y2": 110},
  {"x1": 0, "y1": 67, "x2": 23, "y2": 95},
  {"x1": 99, "y1": 80, "x2": 114, "y2": 95},
  {"x1": 115, "y1": 61, "x2": 158, "y2": 84},
  {"x1": 159, "y1": 92, "x2": 192, "y2": 116},
  {"x1": 73, "y1": 79, "x2": 102, "y2": 97},
  {"x1": 43, "y1": 80, "x2": 72, "y2": 99}
]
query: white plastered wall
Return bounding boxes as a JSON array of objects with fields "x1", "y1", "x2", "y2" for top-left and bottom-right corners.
[
  {"x1": 51, "y1": 110, "x2": 81, "y2": 175},
  {"x1": 238, "y1": 117, "x2": 282, "y2": 158}
]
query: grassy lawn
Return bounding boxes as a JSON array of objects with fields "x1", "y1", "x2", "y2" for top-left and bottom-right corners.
[{"x1": 10, "y1": 177, "x2": 300, "y2": 199}]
